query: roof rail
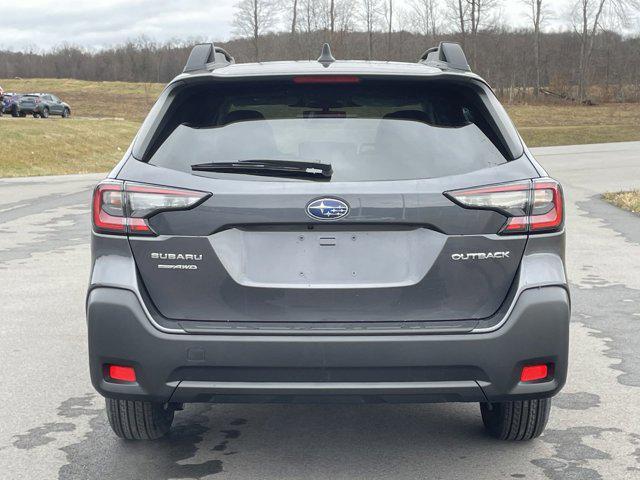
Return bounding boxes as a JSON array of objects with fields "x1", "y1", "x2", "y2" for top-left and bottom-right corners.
[
  {"x1": 183, "y1": 43, "x2": 234, "y2": 73},
  {"x1": 419, "y1": 42, "x2": 470, "y2": 72}
]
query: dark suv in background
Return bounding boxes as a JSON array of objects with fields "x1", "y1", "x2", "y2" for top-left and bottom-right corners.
[
  {"x1": 2, "y1": 93, "x2": 21, "y2": 116},
  {"x1": 17, "y1": 93, "x2": 71, "y2": 118},
  {"x1": 88, "y1": 43, "x2": 569, "y2": 442}
]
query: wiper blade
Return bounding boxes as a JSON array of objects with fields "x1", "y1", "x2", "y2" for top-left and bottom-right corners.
[{"x1": 191, "y1": 159, "x2": 333, "y2": 179}]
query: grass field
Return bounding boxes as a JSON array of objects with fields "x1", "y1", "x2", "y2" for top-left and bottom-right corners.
[
  {"x1": 0, "y1": 118, "x2": 139, "y2": 177},
  {"x1": 1, "y1": 78, "x2": 640, "y2": 177},
  {"x1": 0, "y1": 78, "x2": 163, "y2": 121},
  {"x1": 508, "y1": 103, "x2": 640, "y2": 147},
  {"x1": 603, "y1": 191, "x2": 640, "y2": 214}
]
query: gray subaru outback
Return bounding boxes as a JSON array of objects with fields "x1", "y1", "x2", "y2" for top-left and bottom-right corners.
[{"x1": 88, "y1": 42, "x2": 569, "y2": 442}]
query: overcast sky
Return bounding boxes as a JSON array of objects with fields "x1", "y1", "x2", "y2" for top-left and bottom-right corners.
[{"x1": 0, "y1": 0, "x2": 637, "y2": 52}]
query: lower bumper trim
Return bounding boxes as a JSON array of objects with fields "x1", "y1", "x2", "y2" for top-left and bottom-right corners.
[{"x1": 170, "y1": 380, "x2": 486, "y2": 404}]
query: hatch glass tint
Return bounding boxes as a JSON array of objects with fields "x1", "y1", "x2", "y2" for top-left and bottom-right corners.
[{"x1": 144, "y1": 80, "x2": 520, "y2": 182}]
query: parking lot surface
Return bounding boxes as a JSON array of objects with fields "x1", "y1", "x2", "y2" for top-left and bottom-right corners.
[{"x1": 1, "y1": 142, "x2": 639, "y2": 480}]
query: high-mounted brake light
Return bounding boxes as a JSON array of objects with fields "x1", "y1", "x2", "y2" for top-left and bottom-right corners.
[
  {"x1": 292, "y1": 76, "x2": 361, "y2": 84},
  {"x1": 92, "y1": 181, "x2": 210, "y2": 236},
  {"x1": 445, "y1": 178, "x2": 563, "y2": 235}
]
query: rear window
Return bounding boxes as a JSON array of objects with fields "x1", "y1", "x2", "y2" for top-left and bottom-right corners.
[{"x1": 142, "y1": 79, "x2": 522, "y2": 182}]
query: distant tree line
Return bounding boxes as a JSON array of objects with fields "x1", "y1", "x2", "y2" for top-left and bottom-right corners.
[{"x1": 1, "y1": 0, "x2": 639, "y2": 103}]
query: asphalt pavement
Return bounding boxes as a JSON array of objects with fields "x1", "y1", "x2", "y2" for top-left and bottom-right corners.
[{"x1": 1, "y1": 142, "x2": 639, "y2": 480}]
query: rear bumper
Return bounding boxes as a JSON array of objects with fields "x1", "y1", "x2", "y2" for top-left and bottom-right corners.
[{"x1": 87, "y1": 286, "x2": 570, "y2": 404}]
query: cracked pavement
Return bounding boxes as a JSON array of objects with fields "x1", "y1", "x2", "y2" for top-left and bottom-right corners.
[{"x1": 0, "y1": 142, "x2": 639, "y2": 479}]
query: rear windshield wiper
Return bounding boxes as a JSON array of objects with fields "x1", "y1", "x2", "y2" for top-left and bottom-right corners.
[{"x1": 191, "y1": 159, "x2": 333, "y2": 180}]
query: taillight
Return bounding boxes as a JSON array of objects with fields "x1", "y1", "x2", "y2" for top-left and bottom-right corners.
[
  {"x1": 529, "y1": 180, "x2": 563, "y2": 232},
  {"x1": 93, "y1": 181, "x2": 126, "y2": 234},
  {"x1": 445, "y1": 178, "x2": 564, "y2": 235},
  {"x1": 92, "y1": 180, "x2": 210, "y2": 236}
]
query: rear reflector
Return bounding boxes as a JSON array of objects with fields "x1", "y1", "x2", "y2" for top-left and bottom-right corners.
[
  {"x1": 445, "y1": 178, "x2": 564, "y2": 235},
  {"x1": 293, "y1": 75, "x2": 361, "y2": 84},
  {"x1": 92, "y1": 181, "x2": 210, "y2": 236},
  {"x1": 520, "y1": 364, "x2": 548, "y2": 382},
  {"x1": 108, "y1": 365, "x2": 136, "y2": 382}
]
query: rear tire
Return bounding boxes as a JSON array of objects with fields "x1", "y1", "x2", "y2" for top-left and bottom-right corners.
[
  {"x1": 480, "y1": 398, "x2": 551, "y2": 441},
  {"x1": 41, "y1": 107, "x2": 49, "y2": 118},
  {"x1": 105, "y1": 398, "x2": 174, "y2": 440}
]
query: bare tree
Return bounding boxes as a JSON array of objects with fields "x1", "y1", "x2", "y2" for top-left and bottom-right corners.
[
  {"x1": 4, "y1": 1, "x2": 640, "y2": 102},
  {"x1": 576, "y1": 0, "x2": 605, "y2": 101},
  {"x1": 382, "y1": 0, "x2": 394, "y2": 58},
  {"x1": 571, "y1": 0, "x2": 640, "y2": 101},
  {"x1": 467, "y1": 0, "x2": 501, "y2": 68},
  {"x1": 446, "y1": 1, "x2": 500, "y2": 66},
  {"x1": 360, "y1": 0, "x2": 382, "y2": 59},
  {"x1": 233, "y1": 0, "x2": 278, "y2": 61},
  {"x1": 275, "y1": 0, "x2": 299, "y2": 35},
  {"x1": 524, "y1": 0, "x2": 546, "y2": 96},
  {"x1": 447, "y1": 0, "x2": 468, "y2": 46},
  {"x1": 297, "y1": 0, "x2": 338, "y2": 55},
  {"x1": 330, "y1": 0, "x2": 336, "y2": 34},
  {"x1": 290, "y1": 0, "x2": 299, "y2": 34},
  {"x1": 407, "y1": 0, "x2": 440, "y2": 39},
  {"x1": 335, "y1": 0, "x2": 358, "y2": 32}
]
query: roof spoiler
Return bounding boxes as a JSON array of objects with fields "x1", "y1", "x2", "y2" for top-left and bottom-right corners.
[
  {"x1": 183, "y1": 43, "x2": 234, "y2": 73},
  {"x1": 419, "y1": 42, "x2": 470, "y2": 72}
]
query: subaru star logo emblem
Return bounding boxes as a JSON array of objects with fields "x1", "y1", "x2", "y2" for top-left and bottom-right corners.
[{"x1": 306, "y1": 198, "x2": 350, "y2": 220}]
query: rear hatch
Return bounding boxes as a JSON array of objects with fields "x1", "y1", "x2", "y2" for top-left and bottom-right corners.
[
  {"x1": 114, "y1": 76, "x2": 541, "y2": 325},
  {"x1": 19, "y1": 95, "x2": 37, "y2": 108}
]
